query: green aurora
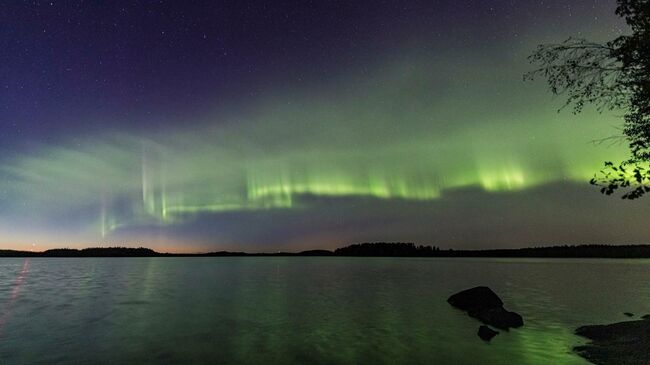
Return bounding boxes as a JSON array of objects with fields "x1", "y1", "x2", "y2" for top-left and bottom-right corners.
[{"x1": 0, "y1": 54, "x2": 636, "y2": 250}]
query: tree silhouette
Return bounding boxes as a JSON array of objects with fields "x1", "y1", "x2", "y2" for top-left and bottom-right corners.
[{"x1": 527, "y1": 0, "x2": 650, "y2": 199}]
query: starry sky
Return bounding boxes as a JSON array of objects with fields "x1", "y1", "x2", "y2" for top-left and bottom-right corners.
[{"x1": 0, "y1": 1, "x2": 646, "y2": 253}]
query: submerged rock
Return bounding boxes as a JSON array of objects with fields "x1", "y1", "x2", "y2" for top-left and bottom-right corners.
[
  {"x1": 624, "y1": 312, "x2": 634, "y2": 317},
  {"x1": 477, "y1": 325, "x2": 499, "y2": 341},
  {"x1": 575, "y1": 316, "x2": 650, "y2": 365},
  {"x1": 448, "y1": 286, "x2": 523, "y2": 330}
]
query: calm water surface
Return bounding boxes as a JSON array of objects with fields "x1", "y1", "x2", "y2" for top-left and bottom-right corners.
[{"x1": 0, "y1": 257, "x2": 648, "y2": 364}]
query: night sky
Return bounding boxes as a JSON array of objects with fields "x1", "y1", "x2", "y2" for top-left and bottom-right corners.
[{"x1": 0, "y1": 1, "x2": 645, "y2": 252}]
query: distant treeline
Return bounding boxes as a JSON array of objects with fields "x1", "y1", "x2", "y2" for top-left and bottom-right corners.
[
  {"x1": 441, "y1": 244, "x2": 650, "y2": 259},
  {"x1": 334, "y1": 242, "x2": 439, "y2": 256},
  {"x1": 334, "y1": 243, "x2": 650, "y2": 258},
  {"x1": 3, "y1": 243, "x2": 650, "y2": 258},
  {"x1": 0, "y1": 247, "x2": 158, "y2": 257},
  {"x1": 332, "y1": 243, "x2": 650, "y2": 258}
]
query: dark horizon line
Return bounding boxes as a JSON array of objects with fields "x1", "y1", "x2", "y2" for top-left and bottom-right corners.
[{"x1": 3, "y1": 242, "x2": 650, "y2": 258}]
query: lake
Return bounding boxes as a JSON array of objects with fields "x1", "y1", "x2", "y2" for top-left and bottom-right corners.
[{"x1": 0, "y1": 257, "x2": 648, "y2": 364}]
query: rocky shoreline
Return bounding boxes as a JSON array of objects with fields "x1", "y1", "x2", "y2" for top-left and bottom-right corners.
[{"x1": 574, "y1": 315, "x2": 650, "y2": 365}]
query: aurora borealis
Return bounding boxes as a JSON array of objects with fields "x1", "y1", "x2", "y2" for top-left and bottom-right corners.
[{"x1": 1, "y1": 1, "x2": 648, "y2": 252}]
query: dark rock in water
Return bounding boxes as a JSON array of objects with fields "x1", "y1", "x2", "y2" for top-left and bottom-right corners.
[
  {"x1": 448, "y1": 286, "x2": 523, "y2": 330},
  {"x1": 624, "y1": 312, "x2": 634, "y2": 317},
  {"x1": 448, "y1": 286, "x2": 503, "y2": 310},
  {"x1": 477, "y1": 325, "x2": 499, "y2": 341},
  {"x1": 575, "y1": 315, "x2": 650, "y2": 365}
]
